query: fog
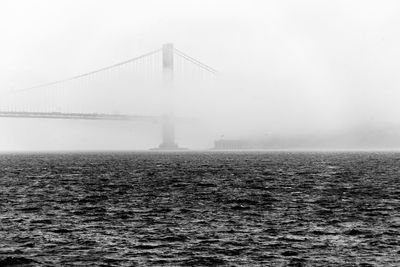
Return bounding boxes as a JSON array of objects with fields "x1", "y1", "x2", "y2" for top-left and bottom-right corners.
[{"x1": 1, "y1": 0, "x2": 400, "y2": 150}]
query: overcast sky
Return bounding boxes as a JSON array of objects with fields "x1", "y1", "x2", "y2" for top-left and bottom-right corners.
[{"x1": 0, "y1": 0, "x2": 400, "y2": 150}]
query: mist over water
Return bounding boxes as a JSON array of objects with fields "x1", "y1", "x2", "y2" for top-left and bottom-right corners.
[{"x1": 1, "y1": 0, "x2": 400, "y2": 150}]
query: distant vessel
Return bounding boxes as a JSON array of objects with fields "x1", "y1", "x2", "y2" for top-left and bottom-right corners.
[{"x1": 213, "y1": 139, "x2": 254, "y2": 150}]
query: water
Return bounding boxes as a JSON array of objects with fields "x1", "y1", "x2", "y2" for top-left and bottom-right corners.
[{"x1": 0, "y1": 152, "x2": 399, "y2": 266}]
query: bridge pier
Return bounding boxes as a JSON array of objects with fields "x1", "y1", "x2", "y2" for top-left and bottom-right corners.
[{"x1": 158, "y1": 114, "x2": 178, "y2": 149}]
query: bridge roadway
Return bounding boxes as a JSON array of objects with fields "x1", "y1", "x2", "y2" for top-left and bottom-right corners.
[{"x1": 0, "y1": 111, "x2": 160, "y2": 122}]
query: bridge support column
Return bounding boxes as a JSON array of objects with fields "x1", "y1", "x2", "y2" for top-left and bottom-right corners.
[
  {"x1": 158, "y1": 43, "x2": 179, "y2": 150},
  {"x1": 159, "y1": 114, "x2": 178, "y2": 149}
]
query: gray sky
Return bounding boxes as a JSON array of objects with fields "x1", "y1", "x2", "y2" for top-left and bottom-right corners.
[{"x1": 1, "y1": 0, "x2": 400, "y2": 150}]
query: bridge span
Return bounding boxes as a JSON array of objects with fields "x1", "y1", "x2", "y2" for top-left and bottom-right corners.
[
  {"x1": 0, "y1": 43, "x2": 216, "y2": 149},
  {"x1": 0, "y1": 111, "x2": 160, "y2": 122}
]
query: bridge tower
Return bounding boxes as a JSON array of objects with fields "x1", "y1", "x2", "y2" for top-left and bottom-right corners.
[{"x1": 158, "y1": 43, "x2": 179, "y2": 149}]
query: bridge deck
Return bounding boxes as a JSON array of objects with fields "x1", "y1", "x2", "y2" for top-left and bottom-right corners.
[{"x1": 0, "y1": 111, "x2": 160, "y2": 122}]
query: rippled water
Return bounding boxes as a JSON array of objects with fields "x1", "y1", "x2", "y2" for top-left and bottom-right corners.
[{"x1": 0, "y1": 152, "x2": 399, "y2": 266}]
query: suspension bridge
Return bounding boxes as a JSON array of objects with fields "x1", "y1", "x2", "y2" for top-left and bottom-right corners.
[{"x1": 0, "y1": 44, "x2": 217, "y2": 149}]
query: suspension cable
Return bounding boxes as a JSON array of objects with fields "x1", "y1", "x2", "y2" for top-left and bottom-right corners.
[
  {"x1": 4, "y1": 48, "x2": 162, "y2": 96},
  {"x1": 173, "y1": 48, "x2": 218, "y2": 74}
]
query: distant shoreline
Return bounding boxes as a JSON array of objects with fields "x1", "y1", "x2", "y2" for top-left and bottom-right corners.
[{"x1": 1, "y1": 148, "x2": 400, "y2": 154}]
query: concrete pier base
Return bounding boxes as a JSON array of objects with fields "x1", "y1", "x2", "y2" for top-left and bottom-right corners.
[{"x1": 152, "y1": 115, "x2": 187, "y2": 150}]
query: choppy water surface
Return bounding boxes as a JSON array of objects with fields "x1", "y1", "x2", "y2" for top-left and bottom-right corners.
[{"x1": 0, "y1": 152, "x2": 399, "y2": 266}]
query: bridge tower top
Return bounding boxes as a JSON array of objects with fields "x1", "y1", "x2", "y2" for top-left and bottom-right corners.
[{"x1": 162, "y1": 43, "x2": 174, "y2": 80}]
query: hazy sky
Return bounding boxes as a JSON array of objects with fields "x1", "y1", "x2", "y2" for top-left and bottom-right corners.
[{"x1": 1, "y1": 0, "x2": 400, "y2": 150}]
